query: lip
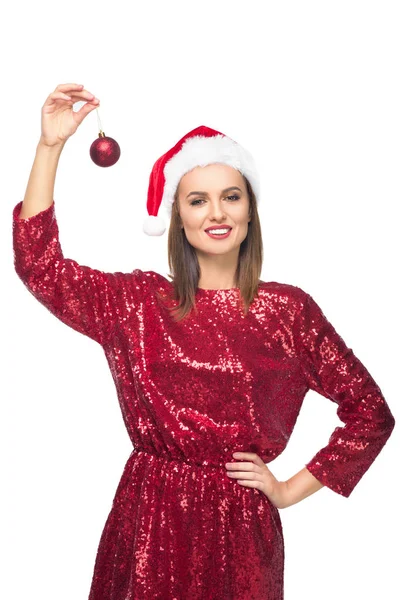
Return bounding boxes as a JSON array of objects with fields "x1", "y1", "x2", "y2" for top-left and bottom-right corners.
[{"x1": 205, "y1": 228, "x2": 232, "y2": 240}]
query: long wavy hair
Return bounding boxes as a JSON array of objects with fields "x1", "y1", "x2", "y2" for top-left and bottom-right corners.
[{"x1": 156, "y1": 173, "x2": 263, "y2": 322}]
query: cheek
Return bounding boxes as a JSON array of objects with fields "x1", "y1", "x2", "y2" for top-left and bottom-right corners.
[
  {"x1": 184, "y1": 214, "x2": 204, "y2": 231},
  {"x1": 234, "y1": 208, "x2": 250, "y2": 225}
]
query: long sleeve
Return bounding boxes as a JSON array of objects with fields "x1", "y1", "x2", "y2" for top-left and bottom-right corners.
[
  {"x1": 293, "y1": 289, "x2": 395, "y2": 498},
  {"x1": 13, "y1": 199, "x2": 143, "y2": 347}
]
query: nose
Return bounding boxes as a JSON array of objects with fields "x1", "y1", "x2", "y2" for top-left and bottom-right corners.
[{"x1": 208, "y1": 200, "x2": 227, "y2": 220}]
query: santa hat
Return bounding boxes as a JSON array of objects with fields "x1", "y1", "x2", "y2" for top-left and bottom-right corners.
[{"x1": 143, "y1": 125, "x2": 260, "y2": 236}]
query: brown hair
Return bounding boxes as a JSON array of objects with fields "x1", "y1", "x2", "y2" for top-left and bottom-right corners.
[{"x1": 156, "y1": 173, "x2": 263, "y2": 322}]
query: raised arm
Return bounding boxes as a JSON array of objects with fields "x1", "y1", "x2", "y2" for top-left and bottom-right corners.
[
  {"x1": 20, "y1": 83, "x2": 99, "y2": 219},
  {"x1": 13, "y1": 84, "x2": 125, "y2": 346}
]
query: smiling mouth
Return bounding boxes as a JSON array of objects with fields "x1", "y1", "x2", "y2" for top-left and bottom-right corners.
[{"x1": 205, "y1": 228, "x2": 232, "y2": 239}]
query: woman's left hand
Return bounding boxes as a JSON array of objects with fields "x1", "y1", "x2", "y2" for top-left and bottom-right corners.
[{"x1": 225, "y1": 452, "x2": 289, "y2": 509}]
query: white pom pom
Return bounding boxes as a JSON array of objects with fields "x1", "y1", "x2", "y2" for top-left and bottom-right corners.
[{"x1": 143, "y1": 214, "x2": 166, "y2": 236}]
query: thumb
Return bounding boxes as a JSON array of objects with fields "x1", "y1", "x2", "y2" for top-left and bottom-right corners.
[{"x1": 74, "y1": 101, "x2": 99, "y2": 125}]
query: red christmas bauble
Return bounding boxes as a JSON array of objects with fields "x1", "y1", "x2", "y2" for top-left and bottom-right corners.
[{"x1": 90, "y1": 131, "x2": 120, "y2": 167}]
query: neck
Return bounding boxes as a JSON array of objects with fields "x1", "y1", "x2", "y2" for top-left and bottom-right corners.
[{"x1": 196, "y1": 249, "x2": 239, "y2": 289}]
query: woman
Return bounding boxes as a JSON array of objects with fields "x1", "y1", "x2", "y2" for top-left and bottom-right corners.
[{"x1": 13, "y1": 83, "x2": 395, "y2": 600}]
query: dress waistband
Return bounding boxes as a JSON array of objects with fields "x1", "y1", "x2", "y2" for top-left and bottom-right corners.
[{"x1": 132, "y1": 446, "x2": 229, "y2": 469}]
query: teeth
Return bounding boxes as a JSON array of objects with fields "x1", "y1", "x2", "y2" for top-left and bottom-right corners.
[{"x1": 207, "y1": 228, "x2": 230, "y2": 234}]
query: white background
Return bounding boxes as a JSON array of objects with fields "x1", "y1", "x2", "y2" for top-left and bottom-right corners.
[{"x1": 1, "y1": 1, "x2": 399, "y2": 598}]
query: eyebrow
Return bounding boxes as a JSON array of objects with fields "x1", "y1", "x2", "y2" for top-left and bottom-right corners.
[{"x1": 186, "y1": 186, "x2": 243, "y2": 200}]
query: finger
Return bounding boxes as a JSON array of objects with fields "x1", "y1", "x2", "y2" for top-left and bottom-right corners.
[
  {"x1": 236, "y1": 479, "x2": 259, "y2": 488},
  {"x1": 233, "y1": 452, "x2": 264, "y2": 462},
  {"x1": 44, "y1": 92, "x2": 99, "y2": 108},
  {"x1": 54, "y1": 83, "x2": 84, "y2": 92},
  {"x1": 72, "y1": 99, "x2": 100, "y2": 113},
  {"x1": 227, "y1": 470, "x2": 254, "y2": 478},
  {"x1": 69, "y1": 93, "x2": 99, "y2": 105},
  {"x1": 228, "y1": 472, "x2": 260, "y2": 486},
  {"x1": 44, "y1": 91, "x2": 73, "y2": 105},
  {"x1": 54, "y1": 84, "x2": 98, "y2": 102},
  {"x1": 227, "y1": 462, "x2": 254, "y2": 471},
  {"x1": 68, "y1": 89, "x2": 97, "y2": 102}
]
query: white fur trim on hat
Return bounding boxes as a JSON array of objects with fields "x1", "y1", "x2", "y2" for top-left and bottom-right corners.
[
  {"x1": 161, "y1": 134, "x2": 259, "y2": 216},
  {"x1": 143, "y1": 214, "x2": 166, "y2": 236}
]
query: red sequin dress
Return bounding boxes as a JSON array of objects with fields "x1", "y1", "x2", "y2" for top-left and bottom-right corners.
[{"x1": 13, "y1": 199, "x2": 395, "y2": 600}]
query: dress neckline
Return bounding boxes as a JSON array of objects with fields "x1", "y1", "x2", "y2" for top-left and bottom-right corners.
[
  {"x1": 196, "y1": 287, "x2": 240, "y2": 295},
  {"x1": 158, "y1": 273, "x2": 265, "y2": 296}
]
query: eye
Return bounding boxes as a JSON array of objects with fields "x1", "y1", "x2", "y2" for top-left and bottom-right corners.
[{"x1": 190, "y1": 195, "x2": 240, "y2": 206}]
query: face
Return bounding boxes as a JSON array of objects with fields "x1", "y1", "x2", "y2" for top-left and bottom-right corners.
[{"x1": 176, "y1": 164, "x2": 251, "y2": 259}]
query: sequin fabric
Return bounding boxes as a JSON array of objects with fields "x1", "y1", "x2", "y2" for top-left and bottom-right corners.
[{"x1": 13, "y1": 199, "x2": 395, "y2": 600}]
